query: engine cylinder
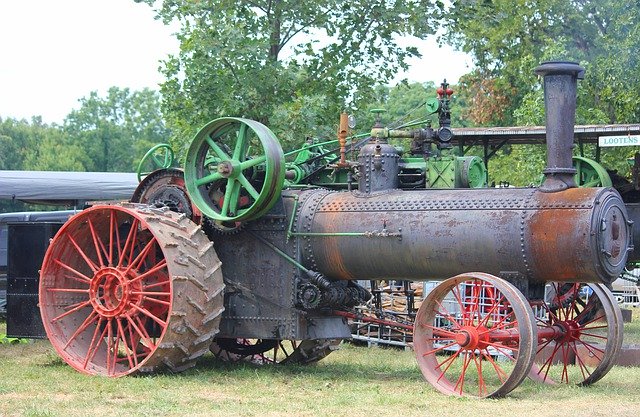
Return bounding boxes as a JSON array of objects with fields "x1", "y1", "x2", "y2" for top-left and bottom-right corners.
[{"x1": 292, "y1": 186, "x2": 630, "y2": 285}]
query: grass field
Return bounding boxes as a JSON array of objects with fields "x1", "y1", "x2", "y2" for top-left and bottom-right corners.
[{"x1": 0, "y1": 309, "x2": 639, "y2": 417}]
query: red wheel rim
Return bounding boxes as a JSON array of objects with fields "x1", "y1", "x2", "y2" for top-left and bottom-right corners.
[
  {"x1": 530, "y1": 282, "x2": 623, "y2": 385},
  {"x1": 414, "y1": 273, "x2": 535, "y2": 398},
  {"x1": 39, "y1": 205, "x2": 172, "y2": 376}
]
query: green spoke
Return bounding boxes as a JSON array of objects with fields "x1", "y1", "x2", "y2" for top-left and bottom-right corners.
[
  {"x1": 228, "y1": 179, "x2": 241, "y2": 215},
  {"x1": 196, "y1": 171, "x2": 224, "y2": 186},
  {"x1": 238, "y1": 174, "x2": 260, "y2": 200},
  {"x1": 221, "y1": 179, "x2": 238, "y2": 217},
  {"x1": 239, "y1": 155, "x2": 267, "y2": 170},
  {"x1": 233, "y1": 124, "x2": 249, "y2": 160},
  {"x1": 205, "y1": 136, "x2": 231, "y2": 161}
]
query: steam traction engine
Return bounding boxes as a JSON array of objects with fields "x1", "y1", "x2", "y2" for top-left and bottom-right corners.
[{"x1": 38, "y1": 62, "x2": 631, "y2": 397}]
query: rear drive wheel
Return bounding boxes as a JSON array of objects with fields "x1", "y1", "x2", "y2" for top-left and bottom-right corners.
[{"x1": 39, "y1": 204, "x2": 225, "y2": 376}]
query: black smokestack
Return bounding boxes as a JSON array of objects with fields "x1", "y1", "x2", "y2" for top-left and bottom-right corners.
[{"x1": 535, "y1": 61, "x2": 585, "y2": 192}]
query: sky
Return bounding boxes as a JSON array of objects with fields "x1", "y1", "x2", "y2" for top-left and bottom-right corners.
[{"x1": 0, "y1": 0, "x2": 473, "y2": 125}]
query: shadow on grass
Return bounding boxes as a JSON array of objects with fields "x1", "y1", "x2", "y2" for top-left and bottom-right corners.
[{"x1": 183, "y1": 352, "x2": 424, "y2": 384}]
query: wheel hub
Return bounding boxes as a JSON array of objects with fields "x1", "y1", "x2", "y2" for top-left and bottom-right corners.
[
  {"x1": 88, "y1": 267, "x2": 141, "y2": 318},
  {"x1": 455, "y1": 325, "x2": 489, "y2": 350},
  {"x1": 217, "y1": 160, "x2": 240, "y2": 178},
  {"x1": 557, "y1": 319, "x2": 582, "y2": 343}
]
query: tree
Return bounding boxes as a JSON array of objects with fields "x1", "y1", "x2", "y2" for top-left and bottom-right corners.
[
  {"x1": 136, "y1": 0, "x2": 436, "y2": 152},
  {"x1": 440, "y1": 0, "x2": 640, "y2": 182},
  {"x1": 64, "y1": 87, "x2": 170, "y2": 172},
  {"x1": 0, "y1": 116, "x2": 64, "y2": 170},
  {"x1": 441, "y1": 0, "x2": 640, "y2": 126}
]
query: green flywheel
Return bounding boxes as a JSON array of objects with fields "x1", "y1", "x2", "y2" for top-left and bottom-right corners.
[
  {"x1": 573, "y1": 156, "x2": 612, "y2": 187},
  {"x1": 184, "y1": 117, "x2": 285, "y2": 222}
]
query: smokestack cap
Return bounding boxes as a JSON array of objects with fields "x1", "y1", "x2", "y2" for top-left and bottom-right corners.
[{"x1": 535, "y1": 61, "x2": 585, "y2": 79}]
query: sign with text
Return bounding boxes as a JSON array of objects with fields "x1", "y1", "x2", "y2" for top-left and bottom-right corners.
[{"x1": 598, "y1": 135, "x2": 640, "y2": 147}]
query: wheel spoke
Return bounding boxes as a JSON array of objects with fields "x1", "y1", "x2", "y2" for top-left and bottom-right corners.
[
  {"x1": 130, "y1": 303, "x2": 167, "y2": 328},
  {"x1": 53, "y1": 259, "x2": 92, "y2": 283},
  {"x1": 84, "y1": 318, "x2": 108, "y2": 369},
  {"x1": 106, "y1": 318, "x2": 114, "y2": 375},
  {"x1": 473, "y1": 352, "x2": 487, "y2": 396},
  {"x1": 421, "y1": 341, "x2": 459, "y2": 356},
  {"x1": 483, "y1": 341, "x2": 518, "y2": 359},
  {"x1": 220, "y1": 179, "x2": 237, "y2": 217},
  {"x1": 239, "y1": 155, "x2": 267, "y2": 170},
  {"x1": 478, "y1": 294, "x2": 507, "y2": 327},
  {"x1": 47, "y1": 288, "x2": 89, "y2": 294},
  {"x1": 421, "y1": 324, "x2": 457, "y2": 338},
  {"x1": 195, "y1": 171, "x2": 224, "y2": 186},
  {"x1": 576, "y1": 339, "x2": 605, "y2": 356},
  {"x1": 479, "y1": 312, "x2": 516, "y2": 334},
  {"x1": 128, "y1": 260, "x2": 168, "y2": 285},
  {"x1": 205, "y1": 136, "x2": 231, "y2": 161},
  {"x1": 51, "y1": 300, "x2": 92, "y2": 323},
  {"x1": 124, "y1": 237, "x2": 157, "y2": 274},
  {"x1": 109, "y1": 211, "x2": 119, "y2": 266},
  {"x1": 481, "y1": 349, "x2": 509, "y2": 383},
  {"x1": 232, "y1": 124, "x2": 249, "y2": 160},
  {"x1": 237, "y1": 174, "x2": 260, "y2": 201},
  {"x1": 436, "y1": 348, "x2": 463, "y2": 382},
  {"x1": 63, "y1": 311, "x2": 98, "y2": 350},
  {"x1": 452, "y1": 285, "x2": 468, "y2": 325},
  {"x1": 116, "y1": 318, "x2": 135, "y2": 369},
  {"x1": 132, "y1": 291, "x2": 170, "y2": 297},
  {"x1": 67, "y1": 234, "x2": 98, "y2": 272},
  {"x1": 538, "y1": 341, "x2": 563, "y2": 381},
  {"x1": 118, "y1": 219, "x2": 139, "y2": 268},
  {"x1": 454, "y1": 352, "x2": 473, "y2": 394},
  {"x1": 126, "y1": 316, "x2": 155, "y2": 350},
  {"x1": 87, "y1": 218, "x2": 107, "y2": 267},
  {"x1": 434, "y1": 298, "x2": 463, "y2": 329},
  {"x1": 142, "y1": 296, "x2": 171, "y2": 307},
  {"x1": 63, "y1": 274, "x2": 91, "y2": 286},
  {"x1": 570, "y1": 341, "x2": 591, "y2": 380}
]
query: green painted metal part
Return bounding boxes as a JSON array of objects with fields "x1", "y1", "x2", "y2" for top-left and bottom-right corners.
[
  {"x1": 284, "y1": 138, "x2": 355, "y2": 188},
  {"x1": 423, "y1": 154, "x2": 487, "y2": 189},
  {"x1": 425, "y1": 97, "x2": 440, "y2": 114},
  {"x1": 184, "y1": 117, "x2": 285, "y2": 222},
  {"x1": 136, "y1": 143, "x2": 175, "y2": 182},
  {"x1": 573, "y1": 156, "x2": 612, "y2": 187},
  {"x1": 426, "y1": 155, "x2": 457, "y2": 188},
  {"x1": 457, "y1": 156, "x2": 488, "y2": 188}
]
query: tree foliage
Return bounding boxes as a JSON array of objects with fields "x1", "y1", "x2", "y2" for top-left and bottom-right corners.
[
  {"x1": 0, "y1": 88, "x2": 169, "y2": 173},
  {"x1": 441, "y1": 0, "x2": 640, "y2": 124},
  {"x1": 440, "y1": 0, "x2": 640, "y2": 183},
  {"x1": 136, "y1": 0, "x2": 436, "y2": 152},
  {"x1": 64, "y1": 87, "x2": 170, "y2": 172}
]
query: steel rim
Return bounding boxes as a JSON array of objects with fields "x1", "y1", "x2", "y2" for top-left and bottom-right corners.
[
  {"x1": 414, "y1": 273, "x2": 536, "y2": 398},
  {"x1": 40, "y1": 205, "x2": 174, "y2": 376},
  {"x1": 184, "y1": 117, "x2": 285, "y2": 222},
  {"x1": 529, "y1": 282, "x2": 623, "y2": 385}
]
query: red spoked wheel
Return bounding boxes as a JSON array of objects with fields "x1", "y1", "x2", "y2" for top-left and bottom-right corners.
[
  {"x1": 39, "y1": 204, "x2": 225, "y2": 376},
  {"x1": 529, "y1": 282, "x2": 623, "y2": 385},
  {"x1": 210, "y1": 338, "x2": 340, "y2": 365},
  {"x1": 414, "y1": 273, "x2": 536, "y2": 398}
]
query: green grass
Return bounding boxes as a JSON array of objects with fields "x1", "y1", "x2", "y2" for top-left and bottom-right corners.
[{"x1": 0, "y1": 309, "x2": 639, "y2": 417}]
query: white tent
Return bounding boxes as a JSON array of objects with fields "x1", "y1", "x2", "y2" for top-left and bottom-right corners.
[{"x1": 0, "y1": 170, "x2": 138, "y2": 203}]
